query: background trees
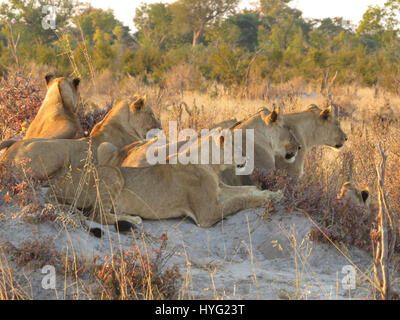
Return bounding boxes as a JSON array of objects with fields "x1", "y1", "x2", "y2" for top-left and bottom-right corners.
[{"x1": 0, "y1": 0, "x2": 400, "y2": 93}]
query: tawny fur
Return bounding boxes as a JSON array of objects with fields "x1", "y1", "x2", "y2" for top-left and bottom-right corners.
[
  {"x1": 0, "y1": 96, "x2": 161, "y2": 181},
  {"x1": 49, "y1": 133, "x2": 283, "y2": 228},
  {"x1": 275, "y1": 105, "x2": 348, "y2": 177},
  {"x1": 97, "y1": 109, "x2": 300, "y2": 187},
  {"x1": 0, "y1": 74, "x2": 84, "y2": 151},
  {"x1": 338, "y1": 181, "x2": 370, "y2": 208},
  {"x1": 219, "y1": 109, "x2": 301, "y2": 186},
  {"x1": 24, "y1": 74, "x2": 84, "y2": 140}
]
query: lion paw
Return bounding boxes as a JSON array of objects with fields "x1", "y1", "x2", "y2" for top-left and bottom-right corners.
[{"x1": 264, "y1": 189, "x2": 284, "y2": 202}]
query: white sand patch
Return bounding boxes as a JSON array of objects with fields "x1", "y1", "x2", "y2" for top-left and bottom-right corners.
[{"x1": 0, "y1": 200, "x2": 383, "y2": 300}]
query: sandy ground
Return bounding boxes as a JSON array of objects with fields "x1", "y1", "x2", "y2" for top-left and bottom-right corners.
[{"x1": 0, "y1": 192, "x2": 386, "y2": 300}]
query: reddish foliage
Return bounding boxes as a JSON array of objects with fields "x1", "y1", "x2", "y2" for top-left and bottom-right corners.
[
  {"x1": 0, "y1": 75, "x2": 42, "y2": 140},
  {"x1": 4, "y1": 237, "x2": 85, "y2": 275},
  {"x1": 94, "y1": 237, "x2": 180, "y2": 300},
  {"x1": 0, "y1": 161, "x2": 41, "y2": 208},
  {"x1": 5, "y1": 237, "x2": 62, "y2": 270},
  {"x1": 78, "y1": 105, "x2": 112, "y2": 135},
  {"x1": 253, "y1": 168, "x2": 378, "y2": 252}
]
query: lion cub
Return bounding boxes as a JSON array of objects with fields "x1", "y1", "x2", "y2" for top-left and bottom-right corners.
[{"x1": 49, "y1": 129, "x2": 283, "y2": 229}]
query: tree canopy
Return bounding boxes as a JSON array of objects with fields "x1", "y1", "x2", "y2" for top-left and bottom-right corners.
[{"x1": 0, "y1": 0, "x2": 400, "y2": 92}]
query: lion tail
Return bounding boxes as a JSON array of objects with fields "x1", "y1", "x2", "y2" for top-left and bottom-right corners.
[{"x1": 0, "y1": 139, "x2": 18, "y2": 151}]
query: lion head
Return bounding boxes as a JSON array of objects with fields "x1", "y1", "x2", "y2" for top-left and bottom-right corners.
[
  {"x1": 45, "y1": 73, "x2": 81, "y2": 113},
  {"x1": 90, "y1": 95, "x2": 161, "y2": 146},
  {"x1": 127, "y1": 95, "x2": 161, "y2": 139},
  {"x1": 120, "y1": 95, "x2": 161, "y2": 139},
  {"x1": 308, "y1": 104, "x2": 348, "y2": 151},
  {"x1": 22, "y1": 73, "x2": 83, "y2": 140},
  {"x1": 338, "y1": 181, "x2": 370, "y2": 208},
  {"x1": 262, "y1": 109, "x2": 302, "y2": 163}
]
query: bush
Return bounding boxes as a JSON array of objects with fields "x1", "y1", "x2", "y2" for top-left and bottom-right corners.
[
  {"x1": 5, "y1": 237, "x2": 62, "y2": 270},
  {"x1": 0, "y1": 160, "x2": 42, "y2": 208},
  {"x1": 94, "y1": 235, "x2": 180, "y2": 300},
  {"x1": 0, "y1": 74, "x2": 42, "y2": 140},
  {"x1": 78, "y1": 104, "x2": 112, "y2": 135},
  {"x1": 254, "y1": 169, "x2": 377, "y2": 252}
]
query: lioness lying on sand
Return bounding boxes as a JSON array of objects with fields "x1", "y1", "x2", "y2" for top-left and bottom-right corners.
[
  {"x1": 48, "y1": 129, "x2": 283, "y2": 229},
  {"x1": 0, "y1": 74, "x2": 83, "y2": 150},
  {"x1": 0, "y1": 96, "x2": 161, "y2": 181},
  {"x1": 96, "y1": 109, "x2": 300, "y2": 181}
]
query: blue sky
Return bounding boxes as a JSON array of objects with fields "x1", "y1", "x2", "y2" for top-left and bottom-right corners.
[{"x1": 87, "y1": 0, "x2": 387, "y2": 31}]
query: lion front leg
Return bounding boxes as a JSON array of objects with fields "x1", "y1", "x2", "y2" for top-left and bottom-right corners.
[
  {"x1": 194, "y1": 184, "x2": 283, "y2": 228},
  {"x1": 218, "y1": 183, "x2": 283, "y2": 201},
  {"x1": 275, "y1": 148, "x2": 306, "y2": 178},
  {"x1": 217, "y1": 183, "x2": 283, "y2": 220}
]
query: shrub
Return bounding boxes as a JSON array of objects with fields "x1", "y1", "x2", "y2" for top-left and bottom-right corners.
[
  {"x1": 94, "y1": 234, "x2": 180, "y2": 300},
  {"x1": 0, "y1": 75, "x2": 42, "y2": 140},
  {"x1": 4, "y1": 237, "x2": 63, "y2": 270},
  {"x1": 78, "y1": 104, "x2": 112, "y2": 135},
  {"x1": 254, "y1": 169, "x2": 377, "y2": 252},
  {"x1": 0, "y1": 160, "x2": 42, "y2": 209}
]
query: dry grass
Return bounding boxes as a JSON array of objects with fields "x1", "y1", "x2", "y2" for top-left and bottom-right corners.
[
  {"x1": 93, "y1": 235, "x2": 180, "y2": 300},
  {"x1": 1, "y1": 69, "x2": 400, "y2": 299}
]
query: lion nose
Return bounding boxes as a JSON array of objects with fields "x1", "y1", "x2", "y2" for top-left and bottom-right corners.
[
  {"x1": 285, "y1": 153, "x2": 295, "y2": 160},
  {"x1": 345, "y1": 136, "x2": 348, "y2": 141}
]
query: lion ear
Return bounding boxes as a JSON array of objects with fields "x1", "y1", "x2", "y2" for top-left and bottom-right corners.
[
  {"x1": 45, "y1": 73, "x2": 56, "y2": 87},
  {"x1": 131, "y1": 95, "x2": 147, "y2": 111},
  {"x1": 320, "y1": 106, "x2": 332, "y2": 120},
  {"x1": 267, "y1": 108, "x2": 280, "y2": 124},
  {"x1": 72, "y1": 78, "x2": 81, "y2": 89},
  {"x1": 361, "y1": 189, "x2": 369, "y2": 203},
  {"x1": 308, "y1": 104, "x2": 320, "y2": 112}
]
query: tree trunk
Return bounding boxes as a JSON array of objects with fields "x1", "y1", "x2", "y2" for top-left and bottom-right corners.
[
  {"x1": 6, "y1": 21, "x2": 21, "y2": 71},
  {"x1": 192, "y1": 29, "x2": 202, "y2": 47}
]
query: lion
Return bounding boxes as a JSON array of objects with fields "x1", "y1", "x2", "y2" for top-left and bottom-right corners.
[
  {"x1": 209, "y1": 118, "x2": 240, "y2": 130},
  {"x1": 0, "y1": 74, "x2": 83, "y2": 150},
  {"x1": 97, "y1": 131, "x2": 208, "y2": 168},
  {"x1": 0, "y1": 95, "x2": 161, "y2": 181},
  {"x1": 96, "y1": 120, "x2": 242, "y2": 168},
  {"x1": 48, "y1": 129, "x2": 283, "y2": 229},
  {"x1": 274, "y1": 104, "x2": 348, "y2": 177},
  {"x1": 97, "y1": 109, "x2": 300, "y2": 186},
  {"x1": 219, "y1": 108, "x2": 301, "y2": 186},
  {"x1": 338, "y1": 181, "x2": 370, "y2": 208}
]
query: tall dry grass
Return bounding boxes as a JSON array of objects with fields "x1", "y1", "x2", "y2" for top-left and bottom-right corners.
[{"x1": 1, "y1": 65, "x2": 400, "y2": 299}]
